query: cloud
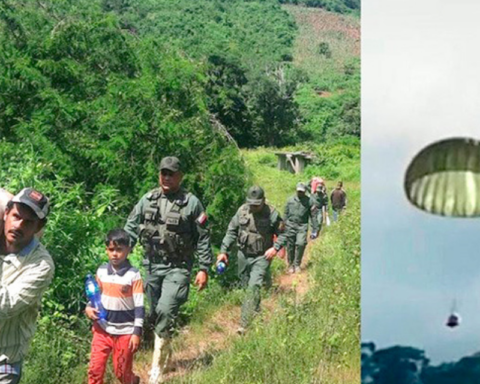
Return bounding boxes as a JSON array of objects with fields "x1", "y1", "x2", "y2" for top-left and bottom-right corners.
[{"x1": 362, "y1": 0, "x2": 480, "y2": 148}]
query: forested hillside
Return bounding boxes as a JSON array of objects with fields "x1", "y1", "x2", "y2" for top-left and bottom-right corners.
[
  {"x1": 0, "y1": 0, "x2": 360, "y2": 382},
  {"x1": 103, "y1": 0, "x2": 360, "y2": 146}
]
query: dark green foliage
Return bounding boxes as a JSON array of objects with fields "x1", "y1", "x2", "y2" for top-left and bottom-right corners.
[
  {"x1": 362, "y1": 343, "x2": 480, "y2": 384},
  {"x1": 0, "y1": 3, "x2": 249, "y2": 381},
  {"x1": 98, "y1": 0, "x2": 359, "y2": 146},
  {"x1": 0, "y1": 0, "x2": 248, "y2": 227},
  {"x1": 296, "y1": 85, "x2": 360, "y2": 142},
  {"x1": 279, "y1": 0, "x2": 360, "y2": 13},
  {"x1": 23, "y1": 314, "x2": 91, "y2": 384},
  {"x1": 245, "y1": 65, "x2": 302, "y2": 146},
  {"x1": 302, "y1": 138, "x2": 360, "y2": 182},
  {"x1": 107, "y1": 0, "x2": 303, "y2": 147},
  {"x1": 319, "y1": 41, "x2": 332, "y2": 58}
]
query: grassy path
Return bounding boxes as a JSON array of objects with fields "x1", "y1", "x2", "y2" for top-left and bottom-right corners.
[
  {"x1": 130, "y1": 148, "x2": 359, "y2": 384},
  {"x1": 133, "y1": 237, "x2": 316, "y2": 383}
]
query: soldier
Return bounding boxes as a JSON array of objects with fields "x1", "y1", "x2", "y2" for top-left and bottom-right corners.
[
  {"x1": 284, "y1": 182, "x2": 315, "y2": 273},
  {"x1": 217, "y1": 186, "x2": 286, "y2": 334},
  {"x1": 309, "y1": 178, "x2": 328, "y2": 239},
  {"x1": 124, "y1": 156, "x2": 213, "y2": 384}
]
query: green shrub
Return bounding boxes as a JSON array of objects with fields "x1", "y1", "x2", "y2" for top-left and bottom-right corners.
[{"x1": 22, "y1": 313, "x2": 91, "y2": 384}]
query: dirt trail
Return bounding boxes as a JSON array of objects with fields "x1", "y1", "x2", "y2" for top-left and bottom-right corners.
[{"x1": 134, "y1": 238, "x2": 317, "y2": 382}]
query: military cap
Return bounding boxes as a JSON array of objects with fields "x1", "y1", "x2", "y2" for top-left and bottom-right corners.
[
  {"x1": 246, "y1": 186, "x2": 265, "y2": 205},
  {"x1": 11, "y1": 188, "x2": 50, "y2": 219},
  {"x1": 296, "y1": 182, "x2": 307, "y2": 192},
  {"x1": 160, "y1": 156, "x2": 181, "y2": 172}
]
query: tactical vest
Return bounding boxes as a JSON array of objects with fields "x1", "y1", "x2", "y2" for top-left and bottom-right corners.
[
  {"x1": 286, "y1": 196, "x2": 311, "y2": 225},
  {"x1": 237, "y1": 204, "x2": 274, "y2": 256},
  {"x1": 138, "y1": 188, "x2": 195, "y2": 262}
]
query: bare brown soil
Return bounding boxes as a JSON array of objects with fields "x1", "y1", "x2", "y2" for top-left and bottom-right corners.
[
  {"x1": 288, "y1": 6, "x2": 360, "y2": 56},
  {"x1": 316, "y1": 90, "x2": 334, "y2": 98}
]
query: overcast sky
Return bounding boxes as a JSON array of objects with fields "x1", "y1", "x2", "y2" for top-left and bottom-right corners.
[{"x1": 362, "y1": 0, "x2": 480, "y2": 364}]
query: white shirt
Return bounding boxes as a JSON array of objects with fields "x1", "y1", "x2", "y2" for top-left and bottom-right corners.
[{"x1": 0, "y1": 239, "x2": 54, "y2": 364}]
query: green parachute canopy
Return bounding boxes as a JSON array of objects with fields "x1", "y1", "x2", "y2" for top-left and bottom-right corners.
[{"x1": 404, "y1": 137, "x2": 480, "y2": 217}]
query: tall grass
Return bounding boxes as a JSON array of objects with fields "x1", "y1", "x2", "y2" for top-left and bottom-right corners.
[
  {"x1": 167, "y1": 148, "x2": 360, "y2": 383},
  {"x1": 172, "y1": 150, "x2": 360, "y2": 383},
  {"x1": 21, "y1": 145, "x2": 358, "y2": 384}
]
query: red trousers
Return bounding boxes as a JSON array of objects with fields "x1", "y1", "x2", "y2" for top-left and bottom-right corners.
[{"x1": 88, "y1": 323, "x2": 139, "y2": 384}]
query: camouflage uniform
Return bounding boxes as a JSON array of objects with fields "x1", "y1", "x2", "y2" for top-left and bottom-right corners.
[
  {"x1": 284, "y1": 185, "x2": 315, "y2": 269},
  {"x1": 124, "y1": 187, "x2": 213, "y2": 337},
  {"x1": 310, "y1": 185, "x2": 328, "y2": 234},
  {"x1": 220, "y1": 188, "x2": 286, "y2": 328}
]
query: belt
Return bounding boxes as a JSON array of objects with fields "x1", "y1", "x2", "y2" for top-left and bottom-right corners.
[{"x1": 148, "y1": 252, "x2": 188, "y2": 267}]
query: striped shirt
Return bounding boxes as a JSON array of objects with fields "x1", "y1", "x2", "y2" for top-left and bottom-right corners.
[
  {"x1": 95, "y1": 261, "x2": 144, "y2": 336},
  {"x1": 0, "y1": 361, "x2": 21, "y2": 375},
  {"x1": 0, "y1": 239, "x2": 55, "y2": 365}
]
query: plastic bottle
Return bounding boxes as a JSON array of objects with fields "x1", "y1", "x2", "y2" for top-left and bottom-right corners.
[
  {"x1": 85, "y1": 274, "x2": 107, "y2": 321},
  {"x1": 216, "y1": 261, "x2": 226, "y2": 275}
]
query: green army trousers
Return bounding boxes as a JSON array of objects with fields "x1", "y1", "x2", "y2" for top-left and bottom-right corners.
[
  {"x1": 237, "y1": 250, "x2": 270, "y2": 328},
  {"x1": 144, "y1": 263, "x2": 190, "y2": 338},
  {"x1": 315, "y1": 208, "x2": 324, "y2": 233},
  {"x1": 285, "y1": 223, "x2": 308, "y2": 267}
]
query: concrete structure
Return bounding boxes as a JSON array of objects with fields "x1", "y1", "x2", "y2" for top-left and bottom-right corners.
[{"x1": 275, "y1": 152, "x2": 314, "y2": 174}]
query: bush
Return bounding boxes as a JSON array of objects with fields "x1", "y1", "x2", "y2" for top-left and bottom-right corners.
[
  {"x1": 22, "y1": 314, "x2": 91, "y2": 384},
  {"x1": 0, "y1": 2, "x2": 250, "y2": 381}
]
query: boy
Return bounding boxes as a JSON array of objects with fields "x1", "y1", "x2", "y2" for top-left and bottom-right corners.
[{"x1": 86, "y1": 229, "x2": 144, "y2": 384}]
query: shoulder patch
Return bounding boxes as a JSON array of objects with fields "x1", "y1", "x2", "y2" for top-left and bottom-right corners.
[
  {"x1": 196, "y1": 212, "x2": 208, "y2": 226},
  {"x1": 176, "y1": 191, "x2": 191, "y2": 207},
  {"x1": 147, "y1": 188, "x2": 162, "y2": 200}
]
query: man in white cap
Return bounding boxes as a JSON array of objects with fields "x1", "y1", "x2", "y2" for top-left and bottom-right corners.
[
  {"x1": 284, "y1": 182, "x2": 315, "y2": 273},
  {"x1": 0, "y1": 188, "x2": 54, "y2": 383}
]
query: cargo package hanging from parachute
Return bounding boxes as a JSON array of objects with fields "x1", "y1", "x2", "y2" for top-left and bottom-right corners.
[{"x1": 404, "y1": 137, "x2": 480, "y2": 328}]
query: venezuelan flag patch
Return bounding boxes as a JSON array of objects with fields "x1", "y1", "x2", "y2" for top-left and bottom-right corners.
[{"x1": 196, "y1": 212, "x2": 208, "y2": 226}]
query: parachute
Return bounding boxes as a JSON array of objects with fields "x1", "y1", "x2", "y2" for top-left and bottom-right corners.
[
  {"x1": 404, "y1": 140, "x2": 477, "y2": 328},
  {"x1": 404, "y1": 137, "x2": 480, "y2": 217}
]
